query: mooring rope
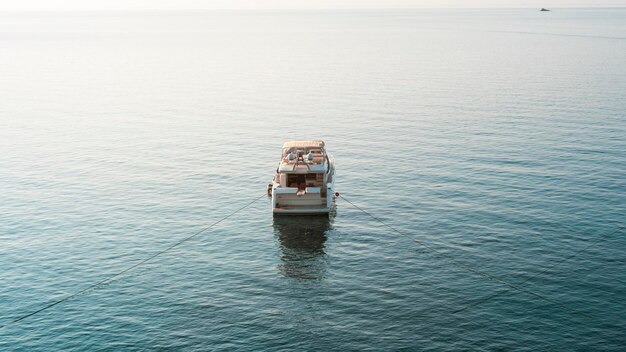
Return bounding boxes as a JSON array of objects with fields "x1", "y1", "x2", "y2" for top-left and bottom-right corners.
[
  {"x1": 337, "y1": 194, "x2": 620, "y2": 322},
  {"x1": 1, "y1": 194, "x2": 266, "y2": 329},
  {"x1": 452, "y1": 224, "x2": 624, "y2": 314},
  {"x1": 3, "y1": 191, "x2": 619, "y2": 330}
]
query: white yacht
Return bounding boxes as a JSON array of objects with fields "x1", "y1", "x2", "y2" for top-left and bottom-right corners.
[{"x1": 269, "y1": 140, "x2": 336, "y2": 215}]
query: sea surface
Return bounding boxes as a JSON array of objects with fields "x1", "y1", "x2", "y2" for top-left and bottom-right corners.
[{"x1": 1, "y1": 8, "x2": 625, "y2": 351}]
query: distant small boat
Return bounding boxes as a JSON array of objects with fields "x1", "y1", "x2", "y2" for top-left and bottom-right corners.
[
  {"x1": 540, "y1": 8, "x2": 550, "y2": 11},
  {"x1": 269, "y1": 140, "x2": 336, "y2": 215}
]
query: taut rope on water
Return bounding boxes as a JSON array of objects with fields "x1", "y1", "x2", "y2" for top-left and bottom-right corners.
[
  {"x1": 3, "y1": 191, "x2": 620, "y2": 330},
  {"x1": 1, "y1": 194, "x2": 266, "y2": 329},
  {"x1": 337, "y1": 194, "x2": 623, "y2": 324},
  {"x1": 452, "y1": 224, "x2": 624, "y2": 314}
]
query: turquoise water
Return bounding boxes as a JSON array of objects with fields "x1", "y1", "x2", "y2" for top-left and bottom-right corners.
[{"x1": 1, "y1": 8, "x2": 625, "y2": 350}]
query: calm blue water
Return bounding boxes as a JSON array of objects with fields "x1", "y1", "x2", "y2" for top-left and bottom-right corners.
[{"x1": 1, "y1": 8, "x2": 625, "y2": 351}]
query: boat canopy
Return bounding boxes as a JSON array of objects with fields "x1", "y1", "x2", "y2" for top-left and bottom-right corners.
[
  {"x1": 282, "y1": 140, "x2": 325, "y2": 149},
  {"x1": 279, "y1": 140, "x2": 327, "y2": 173}
]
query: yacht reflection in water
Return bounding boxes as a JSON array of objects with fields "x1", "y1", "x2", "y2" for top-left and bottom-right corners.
[{"x1": 273, "y1": 215, "x2": 333, "y2": 280}]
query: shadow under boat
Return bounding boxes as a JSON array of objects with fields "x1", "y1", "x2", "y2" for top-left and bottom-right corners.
[{"x1": 273, "y1": 215, "x2": 333, "y2": 280}]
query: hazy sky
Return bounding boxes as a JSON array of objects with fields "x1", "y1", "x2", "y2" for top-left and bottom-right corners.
[{"x1": 2, "y1": 0, "x2": 625, "y2": 11}]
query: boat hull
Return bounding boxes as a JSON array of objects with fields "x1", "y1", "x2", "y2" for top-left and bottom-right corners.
[
  {"x1": 272, "y1": 207, "x2": 331, "y2": 215},
  {"x1": 271, "y1": 190, "x2": 334, "y2": 215}
]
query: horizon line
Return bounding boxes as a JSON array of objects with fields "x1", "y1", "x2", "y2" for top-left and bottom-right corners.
[{"x1": 1, "y1": 6, "x2": 625, "y2": 12}]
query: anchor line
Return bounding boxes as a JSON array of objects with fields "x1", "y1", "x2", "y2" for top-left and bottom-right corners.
[
  {"x1": 452, "y1": 224, "x2": 624, "y2": 314},
  {"x1": 1, "y1": 194, "x2": 266, "y2": 329},
  {"x1": 337, "y1": 194, "x2": 620, "y2": 323}
]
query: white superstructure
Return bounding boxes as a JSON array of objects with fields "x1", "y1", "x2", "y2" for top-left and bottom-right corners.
[{"x1": 269, "y1": 140, "x2": 335, "y2": 215}]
